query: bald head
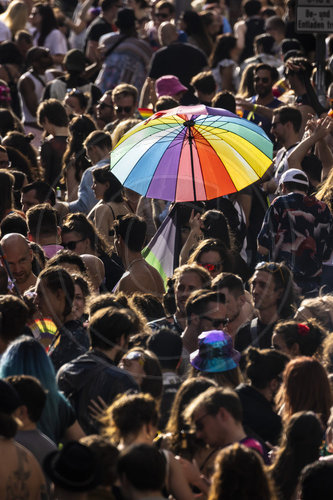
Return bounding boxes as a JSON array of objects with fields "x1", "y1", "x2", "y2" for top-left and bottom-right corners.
[
  {"x1": 1, "y1": 233, "x2": 35, "y2": 291},
  {"x1": 158, "y1": 22, "x2": 178, "y2": 46},
  {"x1": 80, "y1": 254, "x2": 105, "y2": 292}
]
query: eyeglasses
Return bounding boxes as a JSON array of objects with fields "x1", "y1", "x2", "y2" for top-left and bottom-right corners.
[
  {"x1": 62, "y1": 238, "x2": 85, "y2": 250},
  {"x1": 201, "y1": 316, "x2": 229, "y2": 328},
  {"x1": 97, "y1": 102, "x2": 113, "y2": 109},
  {"x1": 114, "y1": 105, "x2": 132, "y2": 114},
  {"x1": 200, "y1": 262, "x2": 222, "y2": 273},
  {"x1": 0, "y1": 160, "x2": 11, "y2": 168},
  {"x1": 156, "y1": 12, "x2": 169, "y2": 19},
  {"x1": 255, "y1": 262, "x2": 285, "y2": 283},
  {"x1": 254, "y1": 76, "x2": 269, "y2": 84},
  {"x1": 194, "y1": 413, "x2": 209, "y2": 432}
]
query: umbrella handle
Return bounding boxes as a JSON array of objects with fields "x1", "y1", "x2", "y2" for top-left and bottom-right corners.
[{"x1": 184, "y1": 121, "x2": 196, "y2": 202}]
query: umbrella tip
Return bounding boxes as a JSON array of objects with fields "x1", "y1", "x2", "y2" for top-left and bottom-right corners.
[{"x1": 183, "y1": 119, "x2": 195, "y2": 127}]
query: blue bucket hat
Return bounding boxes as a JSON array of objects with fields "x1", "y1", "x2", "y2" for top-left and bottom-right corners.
[{"x1": 190, "y1": 330, "x2": 240, "y2": 373}]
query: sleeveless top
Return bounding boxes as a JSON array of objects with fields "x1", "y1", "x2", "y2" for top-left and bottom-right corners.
[{"x1": 19, "y1": 71, "x2": 53, "y2": 124}]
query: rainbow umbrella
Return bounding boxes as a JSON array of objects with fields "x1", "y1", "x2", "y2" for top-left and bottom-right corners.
[{"x1": 110, "y1": 104, "x2": 273, "y2": 202}]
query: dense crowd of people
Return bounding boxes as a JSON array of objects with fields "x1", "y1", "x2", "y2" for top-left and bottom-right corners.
[{"x1": 0, "y1": 0, "x2": 333, "y2": 498}]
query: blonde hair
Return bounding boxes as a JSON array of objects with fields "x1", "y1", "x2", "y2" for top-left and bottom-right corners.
[{"x1": 0, "y1": 1, "x2": 28, "y2": 36}]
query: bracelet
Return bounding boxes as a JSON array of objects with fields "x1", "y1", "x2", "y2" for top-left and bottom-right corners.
[{"x1": 253, "y1": 104, "x2": 257, "y2": 112}]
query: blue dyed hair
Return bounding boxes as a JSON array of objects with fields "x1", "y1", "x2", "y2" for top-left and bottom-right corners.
[{"x1": 0, "y1": 336, "x2": 71, "y2": 443}]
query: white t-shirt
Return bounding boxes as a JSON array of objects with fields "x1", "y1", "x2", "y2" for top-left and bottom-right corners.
[
  {"x1": 0, "y1": 19, "x2": 11, "y2": 42},
  {"x1": 33, "y1": 29, "x2": 67, "y2": 55}
]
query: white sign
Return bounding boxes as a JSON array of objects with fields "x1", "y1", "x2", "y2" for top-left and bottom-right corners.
[{"x1": 296, "y1": 0, "x2": 333, "y2": 33}]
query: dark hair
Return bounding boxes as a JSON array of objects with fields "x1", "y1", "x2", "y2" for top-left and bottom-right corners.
[
  {"x1": 47, "y1": 250, "x2": 88, "y2": 275},
  {"x1": 210, "y1": 34, "x2": 237, "y2": 68},
  {"x1": 281, "y1": 38, "x2": 302, "y2": 55},
  {"x1": 277, "y1": 357, "x2": 332, "y2": 426},
  {"x1": 66, "y1": 89, "x2": 89, "y2": 112},
  {"x1": 22, "y1": 181, "x2": 56, "y2": 206},
  {"x1": 38, "y1": 266, "x2": 75, "y2": 317},
  {"x1": 273, "y1": 319, "x2": 326, "y2": 357},
  {"x1": 254, "y1": 34, "x2": 275, "y2": 55},
  {"x1": 0, "y1": 41, "x2": 23, "y2": 65},
  {"x1": 185, "y1": 290, "x2": 225, "y2": 322},
  {"x1": 212, "y1": 272, "x2": 244, "y2": 296},
  {"x1": 80, "y1": 435, "x2": 119, "y2": 487},
  {"x1": 0, "y1": 295, "x2": 29, "y2": 343},
  {"x1": 155, "y1": 96, "x2": 179, "y2": 112},
  {"x1": 155, "y1": 0, "x2": 175, "y2": 14},
  {"x1": 30, "y1": 241, "x2": 46, "y2": 275},
  {"x1": 114, "y1": 214, "x2": 146, "y2": 252},
  {"x1": 300, "y1": 460, "x2": 333, "y2": 500},
  {"x1": 0, "y1": 108, "x2": 23, "y2": 137},
  {"x1": 101, "y1": 0, "x2": 121, "y2": 12},
  {"x1": 122, "y1": 347, "x2": 163, "y2": 399},
  {"x1": 84, "y1": 130, "x2": 112, "y2": 151},
  {"x1": 301, "y1": 154, "x2": 322, "y2": 184},
  {"x1": 270, "y1": 411, "x2": 323, "y2": 500},
  {"x1": 273, "y1": 105, "x2": 302, "y2": 133},
  {"x1": 37, "y1": 99, "x2": 69, "y2": 128},
  {"x1": 34, "y1": 3, "x2": 58, "y2": 46},
  {"x1": 184, "y1": 386, "x2": 242, "y2": 423},
  {"x1": 26, "y1": 203, "x2": 58, "y2": 238},
  {"x1": 211, "y1": 91, "x2": 236, "y2": 113},
  {"x1": 118, "y1": 444, "x2": 166, "y2": 492},
  {"x1": 209, "y1": 443, "x2": 277, "y2": 500},
  {"x1": 130, "y1": 293, "x2": 165, "y2": 323},
  {"x1": 6, "y1": 375, "x2": 47, "y2": 422},
  {"x1": 0, "y1": 213, "x2": 27, "y2": 237},
  {"x1": 89, "y1": 306, "x2": 138, "y2": 350},
  {"x1": 147, "y1": 327, "x2": 182, "y2": 371},
  {"x1": 62, "y1": 212, "x2": 112, "y2": 257},
  {"x1": 0, "y1": 412, "x2": 18, "y2": 438},
  {"x1": 200, "y1": 210, "x2": 233, "y2": 249},
  {"x1": 93, "y1": 166, "x2": 124, "y2": 203},
  {"x1": 181, "y1": 10, "x2": 212, "y2": 57},
  {"x1": 0, "y1": 169, "x2": 14, "y2": 221},
  {"x1": 188, "y1": 238, "x2": 234, "y2": 274},
  {"x1": 246, "y1": 347, "x2": 289, "y2": 389},
  {"x1": 191, "y1": 71, "x2": 216, "y2": 94},
  {"x1": 244, "y1": 0, "x2": 262, "y2": 17},
  {"x1": 255, "y1": 63, "x2": 279, "y2": 83},
  {"x1": 6, "y1": 146, "x2": 34, "y2": 182}
]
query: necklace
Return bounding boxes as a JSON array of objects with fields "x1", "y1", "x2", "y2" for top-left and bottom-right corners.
[{"x1": 127, "y1": 257, "x2": 144, "y2": 271}]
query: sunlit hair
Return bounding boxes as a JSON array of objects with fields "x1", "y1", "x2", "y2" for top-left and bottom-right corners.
[
  {"x1": 209, "y1": 443, "x2": 277, "y2": 500},
  {"x1": 269, "y1": 411, "x2": 323, "y2": 500},
  {"x1": 276, "y1": 356, "x2": 332, "y2": 426},
  {"x1": 120, "y1": 347, "x2": 163, "y2": 400},
  {"x1": 294, "y1": 295, "x2": 333, "y2": 333},
  {"x1": 273, "y1": 319, "x2": 327, "y2": 358},
  {"x1": 187, "y1": 238, "x2": 234, "y2": 274}
]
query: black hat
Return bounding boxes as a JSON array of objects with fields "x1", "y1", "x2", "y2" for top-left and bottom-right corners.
[
  {"x1": 0, "y1": 379, "x2": 21, "y2": 414},
  {"x1": 43, "y1": 442, "x2": 100, "y2": 492}
]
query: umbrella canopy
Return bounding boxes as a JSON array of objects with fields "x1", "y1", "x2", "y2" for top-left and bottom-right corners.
[{"x1": 110, "y1": 105, "x2": 273, "y2": 202}]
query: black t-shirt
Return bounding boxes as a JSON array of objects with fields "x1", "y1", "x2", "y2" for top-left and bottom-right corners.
[
  {"x1": 149, "y1": 42, "x2": 207, "y2": 87},
  {"x1": 235, "y1": 318, "x2": 276, "y2": 353},
  {"x1": 85, "y1": 16, "x2": 113, "y2": 43}
]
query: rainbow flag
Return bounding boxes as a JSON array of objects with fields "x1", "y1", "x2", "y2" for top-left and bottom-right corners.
[{"x1": 138, "y1": 107, "x2": 154, "y2": 120}]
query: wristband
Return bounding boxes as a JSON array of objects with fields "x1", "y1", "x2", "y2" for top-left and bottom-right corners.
[{"x1": 253, "y1": 104, "x2": 257, "y2": 112}]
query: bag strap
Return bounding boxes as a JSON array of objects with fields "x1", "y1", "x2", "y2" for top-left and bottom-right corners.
[
  {"x1": 250, "y1": 318, "x2": 259, "y2": 347},
  {"x1": 104, "y1": 34, "x2": 130, "y2": 59}
]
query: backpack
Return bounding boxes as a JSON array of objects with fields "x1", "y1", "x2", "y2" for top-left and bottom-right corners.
[{"x1": 241, "y1": 17, "x2": 265, "y2": 61}]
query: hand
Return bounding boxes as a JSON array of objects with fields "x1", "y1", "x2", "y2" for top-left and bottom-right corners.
[
  {"x1": 308, "y1": 116, "x2": 333, "y2": 141},
  {"x1": 189, "y1": 209, "x2": 202, "y2": 235},
  {"x1": 88, "y1": 396, "x2": 108, "y2": 420},
  {"x1": 175, "y1": 456, "x2": 201, "y2": 486},
  {"x1": 235, "y1": 98, "x2": 253, "y2": 111}
]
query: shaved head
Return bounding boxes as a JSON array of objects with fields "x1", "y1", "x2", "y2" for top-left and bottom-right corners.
[
  {"x1": 158, "y1": 22, "x2": 178, "y2": 46},
  {"x1": 1, "y1": 233, "x2": 35, "y2": 291}
]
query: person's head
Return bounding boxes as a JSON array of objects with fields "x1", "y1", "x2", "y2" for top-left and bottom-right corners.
[
  {"x1": 92, "y1": 165, "x2": 124, "y2": 203},
  {"x1": 0, "y1": 378, "x2": 21, "y2": 439},
  {"x1": 237, "y1": 63, "x2": 256, "y2": 98},
  {"x1": 103, "y1": 392, "x2": 159, "y2": 444},
  {"x1": 254, "y1": 33, "x2": 275, "y2": 56},
  {"x1": 158, "y1": 21, "x2": 178, "y2": 46},
  {"x1": 118, "y1": 444, "x2": 166, "y2": 497},
  {"x1": 284, "y1": 56, "x2": 313, "y2": 91},
  {"x1": 155, "y1": 75, "x2": 187, "y2": 102},
  {"x1": 6, "y1": 374, "x2": 47, "y2": 424},
  {"x1": 300, "y1": 460, "x2": 333, "y2": 500},
  {"x1": 270, "y1": 411, "x2": 323, "y2": 500},
  {"x1": 200, "y1": 209, "x2": 233, "y2": 247},
  {"x1": 278, "y1": 168, "x2": 309, "y2": 195},
  {"x1": 278, "y1": 357, "x2": 332, "y2": 426},
  {"x1": 29, "y1": 3, "x2": 57, "y2": 45},
  {"x1": 0, "y1": 168, "x2": 14, "y2": 220},
  {"x1": 271, "y1": 105, "x2": 302, "y2": 145},
  {"x1": 63, "y1": 89, "x2": 89, "y2": 117},
  {"x1": 89, "y1": 306, "x2": 138, "y2": 355},
  {"x1": 0, "y1": 233, "x2": 34, "y2": 286},
  {"x1": 188, "y1": 238, "x2": 233, "y2": 278},
  {"x1": 72, "y1": 273, "x2": 92, "y2": 321},
  {"x1": 114, "y1": 214, "x2": 147, "y2": 256},
  {"x1": 14, "y1": 29, "x2": 33, "y2": 57},
  {"x1": 96, "y1": 90, "x2": 114, "y2": 125},
  {"x1": 172, "y1": 264, "x2": 211, "y2": 316},
  {"x1": 26, "y1": 203, "x2": 59, "y2": 243},
  {"x1": 243, "y1": 0, "x2": 262, "y2": 17},
  {"x1": 79, "y1": 435, "x2": 119, "y2": 489},
  {"x1": 154, "y1": 0, "x2": 175, "y2": 25},
  {"x1": 246, "y1": 347, "x2": 289, "y2": 401},
  {"x1": 111, "y1": 118, "x2": 141, "y2": 147},
  {"x1": 254, "y1": 63, "x2": 277, "y2": 98},
  {"x1": 211, "y1": 91, "x2": 236, "y2": 113},
  {"x1": 190, "y1": 71, "x2": 217, "y2": 104},
  {"x1": 147, "y1": 327, "x2": 182, "y2": 372},
  {"x1": 2, "y1": 1, "x2": 29, "y2": 36},
  {"x1": 46, "y1": 250, "x2": 88, "y2": 276},
  {"x1": 0, "y1": 40, "x2": 23, "y2": 66},
  {"x1": 115, "y1": 7, "x2": 136, "y2": 34},
  {"x1": 26, "y1": 46, "x2": 53, "y2": 74},
  {"x1": 272, "y1": 319, "x2": 326, "y2": 358},
  {"x1": 83, "y1": 130, "x2": 112, "y2": 164},
  {"x1": 250, "y1": 261, "x2": 296, "y2": 319},
  {"x1": 21, "y1": 181, "x2": 55, "y2": 213},
  {"x1": 37, "y1": 99, "x2": 69, "y2": 133},
  {"x1": 209, "y1": 34, "x2": 238, "y2": 68},
  {"x1": 211, "y1": 273, "x2": 245, "y2": 324},
  {"x1": 209, "y1": 443, "x2": 277, "y2": 500},
  {"x1": 63, "y1": 49, "x2": 86, "y2": 76},
  {"x1": 119, "y1": 347, "x2": 163, "y2": 399},
  {"x1": 0, "y1": 295, "x2": 28, "y2": 352},
  {"x1": 61, "y1": 212, "x2": 110, "y2": 257},
  {"x1": 112, "y1": 84, "x2": 138, "y2": 120},
  {"x1": 265, "y1": 15, "x2": 285, "y2": 42},
  {"x1": 183, "y1": 386, "x2": 243, "y2": 447},
  {"x1": 34, "y1": 266, "x2": 75, "y2": 324},
  {"x1": 129, "y1": 293, "x2": 164, "y2": 323}
]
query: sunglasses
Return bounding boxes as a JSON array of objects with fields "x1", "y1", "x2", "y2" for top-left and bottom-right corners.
[
  {"x1": 62, "y1": 238, "x2": 85, "y2": 250},
  {"x1": 114, "y1": 105, "x2": 132, "y2": 114},
  {"x1": 254, "y1": 76, "x2": 269, "y2": 83},
  {"x1": 123, "y1": 351, "x2": 145, "y2": 366},
  {"x1": 200, "y1": 262, "x2": 222, "y2": 273},
  {"x1": 255, "y1": 262, "x2": 285, "y2": 283},
  {"x1": 156, "y1": 12, "x2": 169, "y2": 18},
  {"x1": 201, "y1": 316, "x2": 229, "y2": 328}
]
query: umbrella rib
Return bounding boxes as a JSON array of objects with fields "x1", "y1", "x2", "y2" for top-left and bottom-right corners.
[
  {"x1": 174, "y1": 125, "x2": 190, "y2": 201},
  {"x1": 192, "y1": 127, "x2": 208, "y2": 200}
]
